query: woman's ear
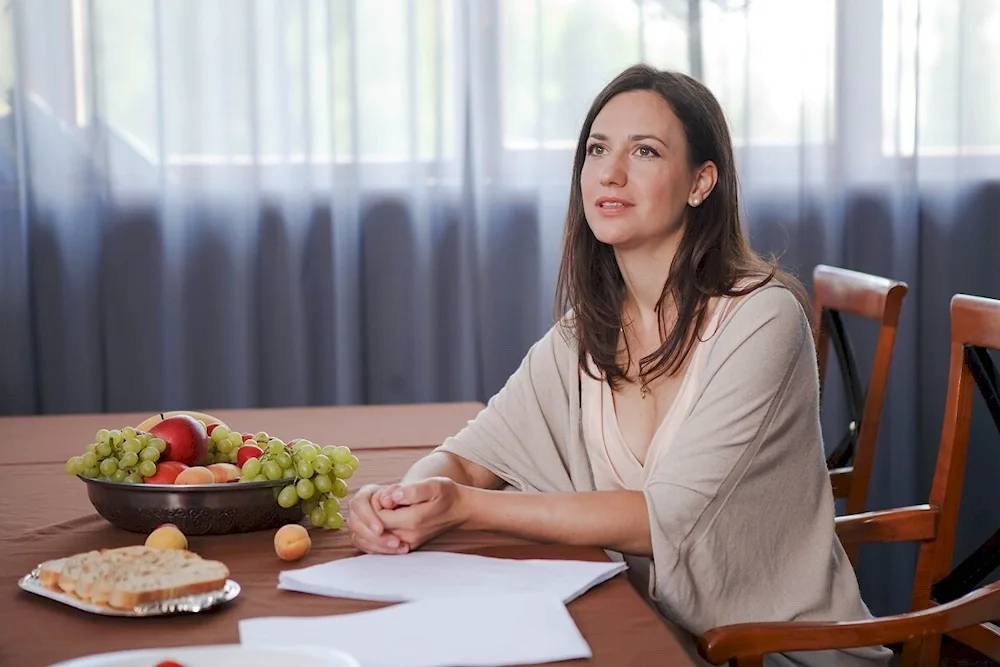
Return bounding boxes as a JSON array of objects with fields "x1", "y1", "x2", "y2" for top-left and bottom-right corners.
[{"x1": 688, "y1": 161, "x2": 718, "y2": 207}]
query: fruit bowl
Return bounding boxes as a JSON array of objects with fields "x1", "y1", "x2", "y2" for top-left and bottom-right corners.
[{"x1": 80, "y1": 476, "x2": 303, "y2": 535}]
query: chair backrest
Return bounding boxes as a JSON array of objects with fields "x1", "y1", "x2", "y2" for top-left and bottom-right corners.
[
  {"x1": 908, "y1": 295, "x2": 1000, "y2": 664},
  {"x1": 812, "y1": 265, "x2": 908, "y2": 525}
]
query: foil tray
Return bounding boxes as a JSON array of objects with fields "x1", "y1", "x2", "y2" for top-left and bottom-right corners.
[{"x1": 18, "y1": 567, "x2": 241, "y2": 617}]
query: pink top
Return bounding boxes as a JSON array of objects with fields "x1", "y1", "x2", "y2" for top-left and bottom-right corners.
[{"x1": 581, "y1": 296, "x2": 738, "y2": 491}]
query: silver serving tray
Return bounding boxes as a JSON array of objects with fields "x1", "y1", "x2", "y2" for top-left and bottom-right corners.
[{"x1": 18, "y1": 567, "x2": 241, "y2": 617}]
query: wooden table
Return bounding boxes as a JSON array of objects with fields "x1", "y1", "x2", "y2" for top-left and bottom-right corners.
[{"x1": 0, "y1": 404, "x2": 703, "y2": 666}]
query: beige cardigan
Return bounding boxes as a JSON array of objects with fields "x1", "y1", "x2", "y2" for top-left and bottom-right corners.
[{"x1": 437, "y1": 284, "x2": 893, "y2": 666}]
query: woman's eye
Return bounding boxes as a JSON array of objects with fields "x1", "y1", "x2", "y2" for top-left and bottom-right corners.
[
  {"x1": 586, "y1": 144, "x2": 605, "y2": 156},
  {"x1": 635, "y1": 145, "x2": 659, "y2": 158}
]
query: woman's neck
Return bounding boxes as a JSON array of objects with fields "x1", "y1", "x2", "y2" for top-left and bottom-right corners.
[{"x1": 615, "y1": 235, "x2": 682, "y2": 333}]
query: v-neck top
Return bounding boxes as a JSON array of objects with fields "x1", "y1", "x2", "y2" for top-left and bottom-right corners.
[{"x1": 581, "y1": 296, "x2": 736, "y2": 492}]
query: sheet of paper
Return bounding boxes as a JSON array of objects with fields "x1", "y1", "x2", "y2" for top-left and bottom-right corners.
[
  {"x1": 277, "y1": 551, "x2": 627, "y2": 603},
  {"x1": 239, "y1": 593, "x2": 592, "y2": 667}
]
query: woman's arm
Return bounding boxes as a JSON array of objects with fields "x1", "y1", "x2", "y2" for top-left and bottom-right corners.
[
  {"x1": 463, "y1": 487, "x2": 652, "y2": 556},
  {"x1": 402, "y1": 451, "x2": 506, "y2": 489},
  {"x1": 377, "y1": 480, "x2": 652, "y2": 556}
]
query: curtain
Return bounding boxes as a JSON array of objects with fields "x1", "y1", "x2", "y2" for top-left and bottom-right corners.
[{"x1": 2, "y1": 0, "x2": 1000, "y2": 617}]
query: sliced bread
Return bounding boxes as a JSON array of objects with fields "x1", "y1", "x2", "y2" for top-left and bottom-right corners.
[{"x1": 107, "y1": 557, "x2": 230, "y2": 609}]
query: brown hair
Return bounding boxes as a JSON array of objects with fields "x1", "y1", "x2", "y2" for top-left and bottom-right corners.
[{"x1": 554, "y1": 64, "x2": 807, "y2": 389}]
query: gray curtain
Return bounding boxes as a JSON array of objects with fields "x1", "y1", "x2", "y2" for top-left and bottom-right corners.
[{"x1": 2, "y1": 0, "x2": 1000, "y2": 619}]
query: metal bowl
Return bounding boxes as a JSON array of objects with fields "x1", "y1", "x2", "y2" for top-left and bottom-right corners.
[{"x1": 79, "y1": 475, "x2": 303, "y2": 535}]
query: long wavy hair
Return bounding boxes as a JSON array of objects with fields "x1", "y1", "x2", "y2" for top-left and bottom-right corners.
[{"x1": 554, "y1": 64, "x2": 807, "y2": 389}]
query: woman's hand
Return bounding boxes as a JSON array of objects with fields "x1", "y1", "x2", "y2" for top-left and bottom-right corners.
[
  {"x1": 346, "y1": 484, "x2": 411, "y2": 555},
  {"x1": 375, "y1": 477, "x2": 472, "y2": 551}
]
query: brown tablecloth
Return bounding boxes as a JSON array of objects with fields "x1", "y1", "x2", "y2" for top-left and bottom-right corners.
[{"x1": 0, "y1": 404, "x2": 701, "y2": 667}]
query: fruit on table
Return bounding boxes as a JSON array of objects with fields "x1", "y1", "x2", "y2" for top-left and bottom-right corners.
[
  {"x1": 135, "y1": 410, "x2": 228, "y2": 433},
  {"x1": 174, "y1": 466, "x2": 215, "y2": 485},
  {"x1": 274, "y1": 523, "x2": 311, "y2": 561},
  {"x1": 148, "y1": 415, "x2": 209, "y2": 467},
  {"x1": 143, "y1": 460, "x2": 189, "y2": 484},
  {"x1": 206, "y1": 462, "x2": 241, "y2": 483},
  {"x1": 145, "y1": 523, "x2": 188, "y2": 550},
  {"x1": 236, "y1": 443, "x2": 264, "y2": 467}
]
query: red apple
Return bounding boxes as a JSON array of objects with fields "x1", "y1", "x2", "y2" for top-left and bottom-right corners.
[
  {"x1": 206, "y1": 423, "x2": 219, "y2": 436},
  {"x1": 143, "y1": 461, "x2": 189, "y2": 484},
  {"x1": 241, "y1": 433, "x2": 254, "y2": 442},
  {"x1": 236, "y1": 443, "x2": 264, "y2": 467},
  {"x1": 149, "y1": 415, "x2": 209, "y2": 466}
]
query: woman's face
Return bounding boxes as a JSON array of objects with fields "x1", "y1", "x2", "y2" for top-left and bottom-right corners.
[{"x1": 580, "y1": 90, "x2": 701, "y2": 251}]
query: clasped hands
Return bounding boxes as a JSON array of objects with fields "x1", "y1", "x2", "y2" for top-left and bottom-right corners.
[{"x1": 347, "y1": 477, "x2": 470, "y2": 554}]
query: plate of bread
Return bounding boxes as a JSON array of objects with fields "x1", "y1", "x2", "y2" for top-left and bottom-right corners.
[
  {"x1": 50, "y1": 644, "x2": 360, "y2": 667},
  {"x1": 19, "y1": 545, "x2": 239, "y2": 616}
]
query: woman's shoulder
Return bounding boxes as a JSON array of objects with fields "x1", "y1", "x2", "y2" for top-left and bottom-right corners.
[{"x1": 712, "y1": 279, "x2": 811, "y2": 352}]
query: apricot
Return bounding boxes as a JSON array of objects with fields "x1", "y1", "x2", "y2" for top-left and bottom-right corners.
[
  {"x1": 206, "y1": 462, "x2": 241, "y2": 483},
  {"x1": 174, "y1": 466, "x2": 215, "y2": 485},
  {"x1": 145, "y1": 524, "x2": 188, "y2": 550},
  {"x1": 274, "y1": 523, "x2": 311, "y2": 562}
]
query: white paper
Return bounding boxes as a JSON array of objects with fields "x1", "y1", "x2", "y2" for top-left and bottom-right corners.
[
  {"x1": 277, "y1": 551, "x2": 627, "y2": 604},
  {"x1": 239, "y1": 593, "x2": 592, "y2": 667}
]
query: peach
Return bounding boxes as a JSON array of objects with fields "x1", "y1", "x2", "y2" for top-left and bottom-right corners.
[
  {"x1": 207, "y1": 462, "x2": 241, "y2": 483},
  {"x1": 274, "y1": 523, "x2": 311, "y2": 562},
  {"x1": 173, "y1": 466, "x2": 215, "y2": 485},
  {"x1": 145, "y1": 524, "x2": 188, "y2": 550}
]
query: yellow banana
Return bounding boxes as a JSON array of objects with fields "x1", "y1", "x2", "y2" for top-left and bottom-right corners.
[{"x1": 136, "y1": 410, "x2": 229, "y2": 432}]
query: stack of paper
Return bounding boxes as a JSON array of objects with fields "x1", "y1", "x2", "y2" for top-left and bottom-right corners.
[
  {"x1": 276, "y1": 551, "x2": 628, "y2": 603},
  {"x1": 239, "y1": 593, "x2": 592, "y2": 667}
]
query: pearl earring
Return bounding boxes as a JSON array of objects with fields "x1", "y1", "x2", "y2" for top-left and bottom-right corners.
[{"x1": 691, "y1": 197, "x2": 701, "y2": 207}]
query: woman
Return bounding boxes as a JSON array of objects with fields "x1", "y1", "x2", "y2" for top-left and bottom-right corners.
[{"x1": 347, "y1": 64, "x2": 891, "y2": 667}]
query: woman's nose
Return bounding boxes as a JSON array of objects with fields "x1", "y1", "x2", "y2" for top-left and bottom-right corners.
[{"x1": 599, "y1": 154, "x2": 627, "y2": 187}]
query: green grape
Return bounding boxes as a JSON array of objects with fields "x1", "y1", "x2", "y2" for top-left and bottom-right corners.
[
  {"x1": 309, "y1": 507, "x2": 328, "y2": 527},
  {"x1": 313, "y1": 454, "x2": 332, "y2": 475},
  {"x1": 325, "y1": 512, "x2": 344, "y2": 530},
  {"x1": 109, "y1": 429, "x2": 123, "y2": 446},
  {"x1": 139, "y1": 446, "x2": 160, "y2": 462},
  {"x1": 296, "y1": 478, "x2": 315, "y2": 500},
  {"x1": 277, "y1": 485, "x2": 299, "y2": 508},
  {"x1": 228, "y1": 450, "x2": 239, "y2": 464},
  {"x1": 301, "y1": 498, "x2": 320, "y2": 515},
  {"x1": 123, "y1": 438, "x2": 142, "y2": 454},
  {"x1": 299, "y1": 444, "x2": 319, "y2": 462},
  {"x1": 263, "y1": 460, "x2": 283, "y2": 480},
  {"x1": 313, "y1": 473, "x2": 333, "y2": 494},
  {"x1": 268, "y1": 437, "x2": 286, "y2": 449},
  {"x1": 95, "y1": 428, "x2": 111, "y2": 444},
  {"x1": 282, "y1": 467, "x2": 296, "y2": 479},
  {"x1": 82, "y1": 451, "x2": 98, "y2": 468},
  {"x1": 331, "y1": 478, "x2": 349, "y2": 498},
  {"x1": 254, "y1": 431, "x2": 270, "y2": 443},
  {"x1": 333, "y1": 463, "x2": 353, "y2": 480},
  {"x1": 228, "y1": 432, "x2": 243, "y2": 449},
  {"x1": 120, "y1": 451, "x2": 139, "y2": 468},
  {"x1": 65, "y1": 456, "x2": 85, "y2": 475},
  {"x1": 138, "y1": 460, "x2": 156, "y2": 477},
  {"x1": 112, "y1": 469, "x2": 128, "y2": 483},
  {"x1": 99, "y1": 458, "x2": 118, "y2": 477},
  {"x1": 217, "y1": 439, "x2": 234, "y2": 455},
  {"x1": 266, "y1": 440, "x2": 284, "y2": 456},
  {"x1": 239, "y1": 474, "x2": 258, "y2": 483},
  {"x1": 96, "y1": 442, "x2": 113, "y2": 458},
  {"x1": 125, "y1": 471, "x2": 143, "y2": 484},
  {"x1": 322, "y1": 497, "x2": 341, "y2": 516},
  {"x1": 275, "y1": 452, "x2": 292, "y2": 469},
  {"x1": 211, "y1": 425, "x2": 231, "y2": 442},
  {"x1": 242, "y1": 458, "x2": 263, "y2": 478},
  {"x1": 347, "y1": 455, "x2": 360, "y2": 471},
  {"x1": 149, "y1": 437, "x2": 167, "y2": 453},
  {"x1": 320, "y1": 445, "x2": 338, "y2": 458},
  {"x1": 122, "y1": 427, "x2": 137, "y2": 440},
  {"x1": 330, "y1": 446, "x2": 353, "y2": 465},
  {"x1": 86, "y1": 443, "x2": 99, "y2": 454},
  {"x1": 137, "y1": 433, "x2": 151, "y2": 446},
  {"x1": 295, "y1": 459, "x2": 314, "y2": 479}
]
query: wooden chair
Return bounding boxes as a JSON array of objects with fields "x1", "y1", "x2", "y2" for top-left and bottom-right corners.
[
  {"x1": 697, "y1": 294, "x2": 1000, "y2": 667},
  {"x1": 813, "y1": 265, "x2": 908, "y2": 557}
]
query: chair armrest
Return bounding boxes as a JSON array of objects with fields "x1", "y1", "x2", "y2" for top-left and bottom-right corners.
[
  {"x1": 698, "y1": 581, "x2": 1000, "y2": 666},
  {"x1": 835, "y1": 504, "x2": 938, "y2": 545}
]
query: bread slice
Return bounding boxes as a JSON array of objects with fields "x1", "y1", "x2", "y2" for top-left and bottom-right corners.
[
  {"x1": 38, "y1": 557, "x2": 69, "y2": 589},
  {"x1": 70, "y1": 546, "x2": 156, "y2": 602},
  {"x1": 90, "y1": 549, "x2": 200, "y2": 606},
  {"x1": 53, "y1": 550, "x2": 106, "y2": 596},
  {"x1": 107, "y1": 557, "x2": 230, "y2": 609}
]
